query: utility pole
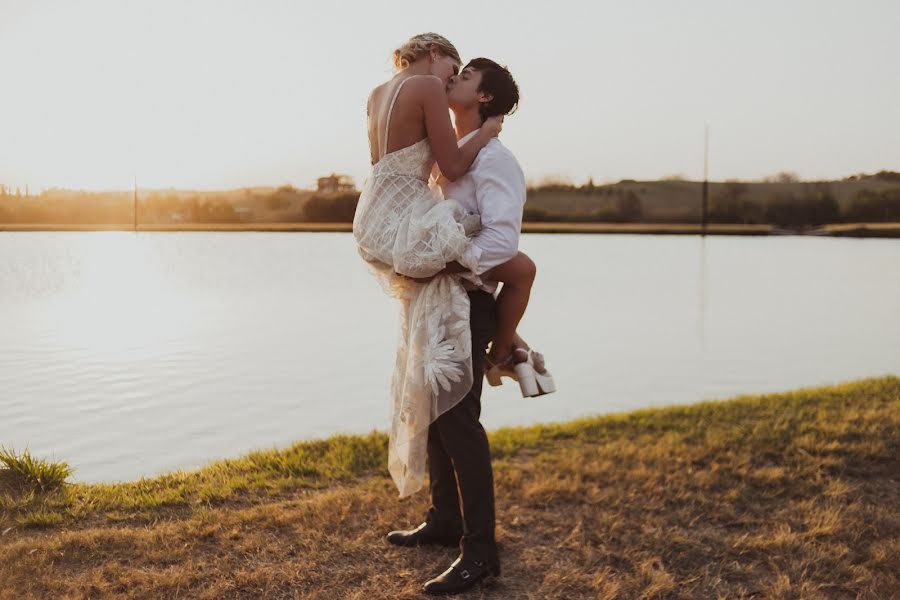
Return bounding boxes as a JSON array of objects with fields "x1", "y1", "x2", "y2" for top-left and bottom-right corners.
[
  {"x1": 701, "y1": 124, "x2": 709, "y2": 236},
  {"x1": 133, "y1": 176, "x2": 138, "y2": 231}
]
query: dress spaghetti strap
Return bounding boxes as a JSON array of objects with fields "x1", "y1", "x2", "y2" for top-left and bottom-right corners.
[{"x1": 382, "y1": 77, "x2": 411, "y2": 157}]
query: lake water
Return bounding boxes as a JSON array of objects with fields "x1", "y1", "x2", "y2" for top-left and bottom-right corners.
[{"x1": 1, "y1": 232, "x2": 898, "y2": 483}]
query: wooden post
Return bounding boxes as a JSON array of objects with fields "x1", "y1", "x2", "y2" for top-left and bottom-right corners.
[
  {"x1": 701, "y1": 125, "x2": 709, "y2": 235},
  {"x1": 133, "y1": 177, "x2": 138, "y2": 231}
]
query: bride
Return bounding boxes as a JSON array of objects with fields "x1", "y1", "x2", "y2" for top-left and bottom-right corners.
[{"x1": 353, "y1": 33, "x2": 547, "y2": 498}]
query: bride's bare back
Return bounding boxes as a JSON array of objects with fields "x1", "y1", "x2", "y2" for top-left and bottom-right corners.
[
  {"x1": 366, "y1": 73, "x2": 499, "y2": 180},
  {"x1": 368, "y1": 76, "x2": 429, "y2": 165}
]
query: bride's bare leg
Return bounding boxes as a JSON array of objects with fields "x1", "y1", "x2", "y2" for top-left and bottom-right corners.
[{"x1": 484, "y1": 252, "x2": 536, "y2": 362}]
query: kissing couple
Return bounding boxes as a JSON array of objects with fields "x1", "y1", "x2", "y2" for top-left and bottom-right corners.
[{"x1": 353, "y1": 32, "x2": 556, "y2": 595}]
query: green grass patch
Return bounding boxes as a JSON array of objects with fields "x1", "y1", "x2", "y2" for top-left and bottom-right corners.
[
  {"x1": 1, "y1": 376, "x2": 898, "y2": 533},
  {"x1": 0, "y1": 447, "x2": 73, "y2": 493},
  {"x1": 16, "y1": 509, "x2": 64, "y2": 529}
]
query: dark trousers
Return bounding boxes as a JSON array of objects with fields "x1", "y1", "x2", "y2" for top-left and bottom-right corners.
[{"x1": 424, "y1": 290, "x2": 500, "y2": 573}]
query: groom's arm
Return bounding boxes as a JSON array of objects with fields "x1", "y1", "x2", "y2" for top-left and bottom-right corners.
[
  {"x1": 412, "y1": 146, "x2": 525, "y2": 282},
  {"x1": 465, "y1": 148, "x2": 526, "y2": 275}
]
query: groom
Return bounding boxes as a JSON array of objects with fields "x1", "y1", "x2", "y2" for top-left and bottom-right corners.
[{"x1": 386, "y1": 58, "x2": 525, "y2": 595}]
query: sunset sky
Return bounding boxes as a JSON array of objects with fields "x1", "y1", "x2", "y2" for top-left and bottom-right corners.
[{"x1": 1, "y1": 0, "x2": 898, "y2": 192}]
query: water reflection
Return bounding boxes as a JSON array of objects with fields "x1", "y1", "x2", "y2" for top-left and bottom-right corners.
[
  {"x1": 49, "y1": 233, "x2": 188, "y2": 355},
  {"x1": 1, "y1": 232, "x2": 898, "y2": 482},
  {"x1": 697, "y1": 235, "x2": 708, "y2": 350}
]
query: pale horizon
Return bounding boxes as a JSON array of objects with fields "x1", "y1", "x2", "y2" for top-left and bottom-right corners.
[{"x1": 1, "y1": 0, "x2": 898, "y2": 193}]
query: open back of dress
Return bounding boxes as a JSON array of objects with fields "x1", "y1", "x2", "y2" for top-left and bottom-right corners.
[{"x1": 353, "y1": 77, "x2": 478, "y2": 498}]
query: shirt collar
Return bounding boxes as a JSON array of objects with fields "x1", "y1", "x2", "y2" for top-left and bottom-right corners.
[{"x1": 457, "y1": 128, "x2": 481, "y2": 146}]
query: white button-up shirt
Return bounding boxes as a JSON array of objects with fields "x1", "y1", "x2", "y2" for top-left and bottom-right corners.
[{"x1": 437, "y1": 129, "x2": 526, "y2": 291}]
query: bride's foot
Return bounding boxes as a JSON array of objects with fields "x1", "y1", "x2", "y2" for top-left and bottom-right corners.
[
  {"x1": 528, "y1": 349, "x2": 549, "y2": 375},
  {"x1": 486, "y1": 346, "x2": 528, "y2": 368},
  {"x1": 485, "y1": 346, "x2": 555, "y2": 397}
]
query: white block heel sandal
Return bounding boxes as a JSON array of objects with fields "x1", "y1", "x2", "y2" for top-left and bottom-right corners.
[{"x1": 485, "y1": 348, "x2": 556, "y2": 398}]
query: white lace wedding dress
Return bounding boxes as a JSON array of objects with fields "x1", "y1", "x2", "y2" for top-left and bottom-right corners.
[{"x1": 353, "y1": 78, "x2": 481, "y2": 498}]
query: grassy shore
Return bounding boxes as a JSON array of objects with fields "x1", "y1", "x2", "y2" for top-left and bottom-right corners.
[
  {"x1": 3, "y1": 222, "x2": 900, "y2": 236},
  {"x1": 1, "y1": 377, "x2": 898, "y2": 598}
]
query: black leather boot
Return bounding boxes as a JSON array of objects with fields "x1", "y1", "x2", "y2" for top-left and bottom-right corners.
[
  {"x1": 385, "y1": 522, "x2": 461, "y2": 548},
  {"x1": 423, "y1": 557, "x2": 498, "y2": 595}
]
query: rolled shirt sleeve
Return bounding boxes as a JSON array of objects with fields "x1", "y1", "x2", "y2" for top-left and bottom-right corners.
[{"x1": 467, "y1": 145, "x2": 527, "y2": 275}]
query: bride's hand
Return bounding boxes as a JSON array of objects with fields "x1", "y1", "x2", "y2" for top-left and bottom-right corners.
[{"x1": 483, "y1": 115, "x2": 504, "y2": 138}]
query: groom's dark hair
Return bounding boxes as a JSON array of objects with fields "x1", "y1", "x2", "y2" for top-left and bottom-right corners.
[{"x1": 464, "y1": 58, "x2": 519, "y2": 123}]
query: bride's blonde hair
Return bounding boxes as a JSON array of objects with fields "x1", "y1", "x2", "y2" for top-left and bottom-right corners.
[{"x1": 393, "y1": 33, "x2": 461, "y2": 70}]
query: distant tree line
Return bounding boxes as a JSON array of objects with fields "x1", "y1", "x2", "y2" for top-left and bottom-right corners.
[
  {"x1": 842, "y1": 188, "x2": 900, "y2": 222},
  {"x1": 521, "y1": 173, "x2": 900, "y2": 227},
  {"x1": 2, "y1": 173, "x2": 899, "y2": 227},
  {"x1": 0, "y1": 192, "x2": 131, "y2": 224},
  {"x1": 302, "y1": 192, "x2": 359, "y2": 222},
  {"x1": 0, "y1": 187, "x2": 359, "y2": 225},
  {"x1": 708, "y1": 184, "x2": 900, "y2": 227},
  {"x1": 524, "y1": 189, "x2": 643, "y2": 223},
  {"x1": 843, "y1": 170, "x2": 900, "y2": 183}
]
